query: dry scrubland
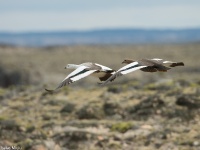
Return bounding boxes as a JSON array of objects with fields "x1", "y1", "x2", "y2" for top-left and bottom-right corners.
[{"x1": 0, "y1": 44, "x2": 200, "y2": 150}]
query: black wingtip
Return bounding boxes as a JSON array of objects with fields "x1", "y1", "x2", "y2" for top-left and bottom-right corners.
[
  {"x1": 45, "y1": 88, "x2": 54, "y2": 93},
  {"x1": 179, "y1": 62, "x2": 185, "y2": 66},
  {"x1": 170, "y1": 62, "x2": 185, "y2": 67}
]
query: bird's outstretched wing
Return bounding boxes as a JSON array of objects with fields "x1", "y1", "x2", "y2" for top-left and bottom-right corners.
[
  {"x1": 94, "y1": 63, "x2": 113, "y2": 71},
  {"x1": 163, "y1": 61, "x2": 184, "y2": 67},
  {"x1": 100, "y1": 62, "x2": 146, "y2": 85},
  {"x1": 152, "y1": 58, "x2": 184, "y2": 68},
  {"x1": 45, "y1": 66, "x2": 96, "y2": 92}
]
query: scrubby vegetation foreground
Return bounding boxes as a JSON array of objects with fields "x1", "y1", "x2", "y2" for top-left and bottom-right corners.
[
  {"x1": 0, "y1": 79, "x2": 200, "y2": 150},
  {"x1": 0, "y1": 44, "x2": 200, "y2": 149}
]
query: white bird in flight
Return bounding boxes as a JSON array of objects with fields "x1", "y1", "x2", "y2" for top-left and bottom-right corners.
[{"x1": 45, "y1": 62, "x2": 115, "y2": 92}]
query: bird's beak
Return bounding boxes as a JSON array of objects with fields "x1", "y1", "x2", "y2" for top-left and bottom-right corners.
[{"x1": 64, "y1": 66, "x2": 67, "y2": 69}]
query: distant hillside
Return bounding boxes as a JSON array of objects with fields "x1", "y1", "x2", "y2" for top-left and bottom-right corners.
[{"x1": 0, "y1": 28, "x2": 200, "y2": 46}]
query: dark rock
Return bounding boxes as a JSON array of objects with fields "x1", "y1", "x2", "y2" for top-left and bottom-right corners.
[
  {"x1": 128, "y1": 96, "x2": 165, "y2": 120},
  {"x1": 166, "y1": 107, "x2": 195, "y2": 121},
  {"x1": 53, "y1": 130, "x2": 96, "y2": 149},
  {"x1": 103, "y1": 101, "x2": 122, "y2": 116},
  {"x1": 0, "y1": 119, "x2": 20, "y2": 131},
  {"x1": 107, "y1": 85, "x2": 122, "y2": 93},
  {"x1": 60, "y1": 102, "x2": 75, "y2": 113},
  {"x1": 41, "y1": 122, "x2": 55, "y2": 129},
  {"x1": 42, "y1": 115, "x2": 52, "y2": 121},
  {"x1": 176, "y1": 95, "x2": 200, "y2": 109},
  {"x1": 26, "y1": 126, "x2": 36, "y2": 133},
  {"x1": 44, "y1": 100, "x2": 60, "y2": 106},
  {"x1": 76, "y1": 102, "x2": 104, "y2": 119}
]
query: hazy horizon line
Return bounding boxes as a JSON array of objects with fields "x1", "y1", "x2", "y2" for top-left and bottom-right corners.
[{"x1": 1, "y1": 26, "x2": 200, "y2": 34}]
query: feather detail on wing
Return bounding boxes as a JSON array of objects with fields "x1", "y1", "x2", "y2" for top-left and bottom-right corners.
[
  {"x1": 45, "y1": 66, "x2": 96, "y2": 92},
  {"x1": 95, "y1": 63, "x2": 113, "y2": 71},
  {"x1": 100, "y1": 62, "x2": 146, "y2": 85}
]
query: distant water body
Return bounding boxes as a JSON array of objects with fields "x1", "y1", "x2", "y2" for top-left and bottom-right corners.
[{"x1": 0, "y1": 28, "x2": 200, "y2": 47}]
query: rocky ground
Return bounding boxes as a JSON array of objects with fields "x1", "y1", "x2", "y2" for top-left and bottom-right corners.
[
  {"x1": 0, "y1": 44, "x2": 200, "y2": 150},
  {"x1": 0, "y1": 78, "x2": 200, "y2": 150}
]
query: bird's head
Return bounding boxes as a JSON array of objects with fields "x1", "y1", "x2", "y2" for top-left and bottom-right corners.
[
  {"x1": 122, "y1": 59, "x2": 135, "y2": 64},
  {"x1": 65, "y1": 64, "x2": 80, "y2": 69},
  {"x1": 64, "y1": 64, "x2": 70, "y2": 69}
]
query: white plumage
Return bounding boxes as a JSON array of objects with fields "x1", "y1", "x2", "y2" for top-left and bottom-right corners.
[{"x1": 45, "y1": 62, "x2": 115, "y2": 92}]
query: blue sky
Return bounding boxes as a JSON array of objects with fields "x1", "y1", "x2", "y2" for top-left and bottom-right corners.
[{"x1": 0, "y1": 0, "x2": 200, "y2": 32}]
